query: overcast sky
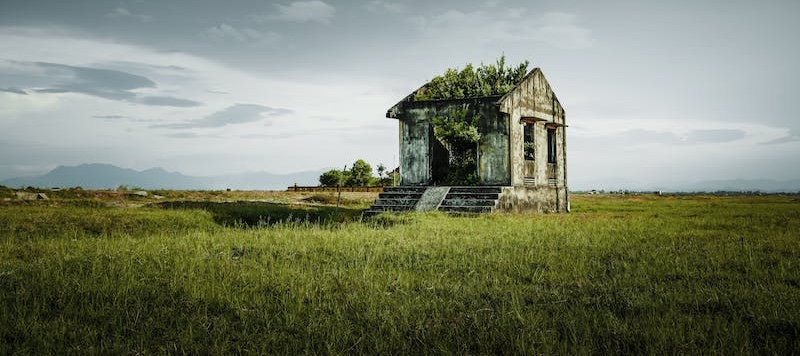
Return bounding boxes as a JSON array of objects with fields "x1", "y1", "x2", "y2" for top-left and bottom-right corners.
[{"x1": 1, "y1": 0, "x2": 798, "y2": 189}]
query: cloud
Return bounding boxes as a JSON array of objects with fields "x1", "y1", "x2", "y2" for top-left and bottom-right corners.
[
  {"x1": 0, "y1": 27, "x2": 398, "y2": 178},
  {"x1": 136, "y1": 96, "x2": 201, "y2": 107},
  {"x1": 206, "y1": 24, "x2": 281, "y2": 46},
  {"x1": 410, "y1": 9, "x2": 593, "y2": 50},
  {"x1": 581, "y1": 128, "x2": 747, "y2": 146},
  {"x1": 154, "y1": 104, "x2": 292, "y2": 129},
  {"x1": 534, "y1": 12, "x2": 593, "y2": 49},
  {"x1": 0, "y1": 87, "x2": 27, "y2": 95},
  {"x1": 761, "y1": 128, "x2": 800, "y2": 145},
  {"x1": 274, "y1": 1, "x2": 335, "y2": 23},
  {"x1": 92, "y1": 115, "x2": 128, "y2": 120},
  {"x1": 105, "y1": 7, "x2": 153, "y2": 23},
  {"x1": 684, "y1": 129, "x2": 746, "y2": 144},
  {"x1": 366, "y1": 1, "x2": 406, "y2": 14},
  {"x1": 0, "y1": 60, "x2": 201, "y2": 107},
  {"x1": 164, "y1": 132, "x2": 201, "y2": 139},
  {"x1": 35, "y1": 61, "x2": 153, "y2": 100}
]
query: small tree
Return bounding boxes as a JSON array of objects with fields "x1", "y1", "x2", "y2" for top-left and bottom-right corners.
[
  {"x1": 376, "y1": 163, "x2": 386, "y2": 179},
  {"x1": 319, "y1": 169, "x2": 344, "y2": 187},
  {"x1": 347, "y1": 159, "x2": 373, "y2": 187}
]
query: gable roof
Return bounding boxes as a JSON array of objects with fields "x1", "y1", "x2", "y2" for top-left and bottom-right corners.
[{"x1": 386, "y1": 67, "x2": 562, "y2": 119}]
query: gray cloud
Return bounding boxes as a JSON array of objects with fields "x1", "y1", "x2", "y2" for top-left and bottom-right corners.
[
  {"x1": 582, "y1": 128, "x2": 747, "y2": 147},
  {"x1": 92, "y1": 115, "x2": 128, "y2": 120},
  {"x1": 684, "y1": 129, "x2": 746, "y2": 144},
  {"x1": 137, "y1": 96, "x2": 201, "y2": 107},
  {"x1": 274, "y1": 1, "x2": 335, "y2": 23},
  {"x1": 205, "y1": 24, "x2": 281, "y2": 46},
  {"x1": 0, "y1": 61, "x2": 200, "y2": 107},
  {"x1": 164, "y1": 132, "x2": 200, "y2": 139},
  {"x1": 761, "y1": 128, "x2": 800, "y2": 145},
  {"x1": 0, "y1": 87, "x2": 27, "y2": 95},
  {"x1": 35, "y1": 61, "x2": 153, "y2": 100},
  {"x1": 409, "y1": 9, "x2": 593, "y2": 50},
  {"x1": 105, "y1": 7, "x2": 153, "y2": 23},
  {"x1": 365, "y1": 1, "x2": 406, "y2": 14},
  {"x1": 154, "y1": 104, "x2": 292, "y2": 129}
]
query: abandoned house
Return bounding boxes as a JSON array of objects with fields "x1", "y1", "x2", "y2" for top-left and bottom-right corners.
[{"x1": 366, "y1": 67, "x2": 568, "y2": 215}]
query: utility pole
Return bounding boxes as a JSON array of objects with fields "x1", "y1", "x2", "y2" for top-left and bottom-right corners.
[{"x1": 335, "y1": 164, "x2": 346, "y2": 215}]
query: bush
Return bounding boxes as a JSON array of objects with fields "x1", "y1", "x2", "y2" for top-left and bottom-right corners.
[{"x1": 414, "y1": 55, "x2": 529, "y2": 101}]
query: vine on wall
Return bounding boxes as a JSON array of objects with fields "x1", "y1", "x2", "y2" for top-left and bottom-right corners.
[{"x1": 431, "y1": 105, "x2": 481, "y2": 185}]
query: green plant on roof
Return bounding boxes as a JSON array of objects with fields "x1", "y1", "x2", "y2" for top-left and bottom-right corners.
[{"x1": 414, "y1": 55, "x2": 530, "y2": 101}]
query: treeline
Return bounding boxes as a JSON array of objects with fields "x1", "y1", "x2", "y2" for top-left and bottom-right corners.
[{"x1": 318, "y1": 159, "x2": 397, "y2": 187}]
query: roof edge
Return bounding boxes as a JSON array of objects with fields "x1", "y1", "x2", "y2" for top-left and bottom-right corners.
[
  {"x1": 498, "y1": 67, "x2": 541, "y2": 104},
  {"x1": 498, "y1": 67, "x2": 564, "y2": 114}
]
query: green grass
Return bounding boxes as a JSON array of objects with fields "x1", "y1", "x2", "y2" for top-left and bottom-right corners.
[{"x1": 1, "y1": 194, "x2": 799, "y2": 354}]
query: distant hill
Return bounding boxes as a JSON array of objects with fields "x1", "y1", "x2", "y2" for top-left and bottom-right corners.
[
  {"x1": 0, "y1": 163, "x2": 323, "y2": 190},
  {"x1": 570, "y1": 177, "x2": 800, "y2": 193}
]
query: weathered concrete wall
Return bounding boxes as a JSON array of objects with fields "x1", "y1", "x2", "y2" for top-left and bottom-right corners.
[
  {"x1": 498, "y1": 68, "x2": 568, "y2": 211},
  {"x1": 477, "y1": 109, "x2": 510, "y2": 185},
  {"x1": 395, "y1": 97, "x2": 509, "y2": 186},
  {"x1": 399, "y1": 109, "x2": 432, "y2": 185},
  {"x1": 497, "y1": 186, "x2": 568, "y2": 213}
]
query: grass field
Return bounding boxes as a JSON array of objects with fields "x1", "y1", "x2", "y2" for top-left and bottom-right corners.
[{"x1": 1, "y1": 191, "x2": 799, "y2": 354}]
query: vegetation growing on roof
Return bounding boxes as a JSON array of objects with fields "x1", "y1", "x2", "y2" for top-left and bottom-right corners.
[{"x1": 414, "y1": 55, "x2": 530, "y2": 101}]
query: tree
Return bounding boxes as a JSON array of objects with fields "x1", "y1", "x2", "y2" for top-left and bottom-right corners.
[
  {"x1": 347, "y1": 159, "x2": 373, "y2": 187},
  {"x1": 414, "y1": 55, "x2": 529, "y2": 101},
  {"x1": 319, "y1": 169, "x2": 345, "y2": 187},
  {"x1": 376, "y1": 163, "x2": 386, "y2": 179}
]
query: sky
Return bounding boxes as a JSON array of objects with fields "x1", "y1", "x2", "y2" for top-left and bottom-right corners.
[{"x1": 1, "y1": 0, "x2": 798, "y2": 189}]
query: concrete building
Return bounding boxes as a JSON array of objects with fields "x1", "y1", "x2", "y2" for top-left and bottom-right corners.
[{"x1": 366, "y1": 67, "x2": 568, "y2": 215}]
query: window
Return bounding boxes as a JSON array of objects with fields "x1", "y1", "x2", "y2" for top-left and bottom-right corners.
[
  {"x1": 523, "y1": 124, "x2": 535, "y2": 160},
  {"x1": 547, "y1": 128, "x2": 557, "y2": 163}
]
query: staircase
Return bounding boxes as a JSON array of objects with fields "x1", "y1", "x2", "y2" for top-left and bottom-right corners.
[
  {"x1": 438, "y1": 186, "x2": 501, "y2": 214},
  {"x1": 364, "y1": 186, "x2": 501, "y2": 217},
  {"x1": 363, "y1": 186, "x2": 426, "y2": 217}
]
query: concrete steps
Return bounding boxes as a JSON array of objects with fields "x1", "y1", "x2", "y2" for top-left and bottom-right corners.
[
  {"x1": 438, "y1": 187, "x2": 500, "y2": 214},
  {"x1": 364, "y1": 186, "x2": 501, "y2": 217},
  {"x1": 363, "y1": 186, "x2": 426, "y2": 217}
]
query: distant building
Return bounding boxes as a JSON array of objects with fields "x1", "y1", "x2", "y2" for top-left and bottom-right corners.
[{"x1": 366, "y1": 67, "x2": 568, "y2": 215}]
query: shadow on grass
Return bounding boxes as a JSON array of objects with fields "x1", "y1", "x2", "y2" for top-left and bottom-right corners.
[{"x1": 150, "y1": 201, "x2": 366, "y2": 227}]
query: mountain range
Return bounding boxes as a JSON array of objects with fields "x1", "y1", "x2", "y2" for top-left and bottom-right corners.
[
  {"x1": 0, "y1": 163, "x2": 324, "y2": 190},
  {"x1": 2, "y1": 163, "x2": 799, "y2": 192}
]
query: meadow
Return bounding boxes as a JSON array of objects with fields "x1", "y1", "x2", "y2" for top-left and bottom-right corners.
[{"x1": 1, "y1": 189, "x2": 798, "y2": 355}]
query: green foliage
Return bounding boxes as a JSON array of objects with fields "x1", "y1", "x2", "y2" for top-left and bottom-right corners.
[
  {"x1": 414, "y1": 55, "x2": 530, "y2": 101},
  {"x1": 0, "y1": 185, "x2": 12, "y2": 199},
  {"x1": 152, "y1": 200, "x2": 364, "y2": 226},
  {"x1": 347, "y1": 159, "x2": 373, "y2": 187},
  {"x1": 319, "y1": 169, "x2": 347, "y2": 187},
  {"x1": 524, "y1": 141, "x2": 536, "y2": 160},
  {"x1": 413, "y1": 56, "x2": 529, "y2": 184},
  {"x1": 320, "y1": 160, "x2": 383, "y2": 187},
  {"x1": 432, "y1": 106, "x2": 482, "y2": 146},
  {"x1": 1, "y1": 195, "x2": 799, "y2": 354},
  {"x1": 432, "y1": 105, "x2": 482, "y2": 185}
]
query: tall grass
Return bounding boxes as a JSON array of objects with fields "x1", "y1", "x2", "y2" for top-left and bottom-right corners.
[{"x1": 1, "y1": 195, "x2": 798, "y2": 354}]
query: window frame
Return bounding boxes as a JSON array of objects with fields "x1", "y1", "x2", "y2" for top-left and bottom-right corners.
[{"x1": 547, "y1": 127, "x2": 557, "y2": 164}]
